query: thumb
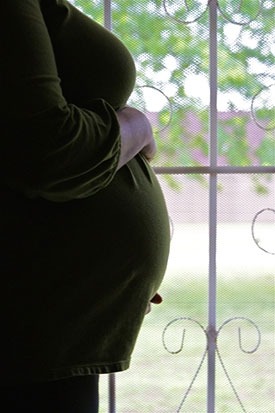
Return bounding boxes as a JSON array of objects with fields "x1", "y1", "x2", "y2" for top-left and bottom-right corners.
[{"x1": 150, "y1": 292, "x2": 163, "y2": 304}]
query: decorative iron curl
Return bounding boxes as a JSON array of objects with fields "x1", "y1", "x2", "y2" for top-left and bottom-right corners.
[
  {"x1": 162, "y1": 316, "x2": 262, "y2": 412},
  {"x1": 162, "y1": 316, "x2": 207, "y2": 354},
  {"x1": 163, "y1": 0, "x2": 210, "y2": 24},
  {"x1": 217, "y1": 317, "x2": 261, "y2": 354},
  {"x1": 162, "y1": 317, "x2": 208, "y2": 412},
  {"x1": 216, "y1": 317, "x2": 262, "y2": 413},
  {"x1": 169, "y1": 216, "x2": 175, "y2": 240},
  {"x1": 217, "y1": 0, "x2": 263, "y2": 25},
  {"x1": 251, "y1": 85, "x2": 275, "y2": 131},
  {"x1": 133, "y1": 85, "x2": 173, "y2": 133},
  {"x1": 251, "y1": 208, "x2": 275, "y2": 255},
  {"x1": 163, "y1": 0, "x2": 263, "y2": 25}
]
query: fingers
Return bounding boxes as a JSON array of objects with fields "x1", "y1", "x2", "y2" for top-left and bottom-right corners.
[
  {"x1": 145, "y1": 303, "x2": 152, "y2": 314},
  {"x1": 145, "y1": 293, "x2": 163, "y2": 315},
  {"x1": 140, "y1": 140, "x2": 157, "y2": 162},
  {"x1": 150, "y1": 292, "x2": 163, "y2": 304},
  {"x1": 116, "y1": 106, "x2": 156, "y2": 168}
]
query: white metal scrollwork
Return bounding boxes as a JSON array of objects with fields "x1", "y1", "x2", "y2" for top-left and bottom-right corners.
[{"x1": 162, "y1": 316, "x2": 262, "y2": 413}]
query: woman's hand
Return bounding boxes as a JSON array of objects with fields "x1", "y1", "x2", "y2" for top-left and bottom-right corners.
[
  {"x1": 116, "y1": 106, "x2": 156, "y2": 170},
  {"x1": 145, "y1": 292, "x2": 163, "y2": 314}
]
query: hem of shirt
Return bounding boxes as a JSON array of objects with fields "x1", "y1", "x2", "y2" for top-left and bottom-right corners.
[
  {"x1": 49, "y1": 359, "x2": 130, "y2": 381},
  {"x1": 0, "y1": 360, "x2": 130, "y2": 386}
]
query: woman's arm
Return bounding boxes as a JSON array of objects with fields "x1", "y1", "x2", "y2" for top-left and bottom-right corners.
[
  {"x1": 0, "y1": 0, "x2": 153, "y2": 201},
  {"x1": 116, "y1": 107, "x2": 156, "y2": 170}
]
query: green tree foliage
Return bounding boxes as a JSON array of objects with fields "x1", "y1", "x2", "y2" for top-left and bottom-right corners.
[{"x1": 72, "y1": 0, "x2": 274, "y2": 182}]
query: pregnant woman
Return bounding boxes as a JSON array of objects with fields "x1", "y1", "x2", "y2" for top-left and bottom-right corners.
[{"x1": 0, "y1": 1, "x2": 170, "y2": 411}]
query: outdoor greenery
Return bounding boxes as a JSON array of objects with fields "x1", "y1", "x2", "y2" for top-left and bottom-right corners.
[
  {"x1": 66, "y1": 3, "x2": 274, "y2": 411},
  {"x1": 98, "y1": 275, "x2": 274, "y2": 412},
  {"x1": 71, "y1": 0, "x2": 274, "y2": 187}
]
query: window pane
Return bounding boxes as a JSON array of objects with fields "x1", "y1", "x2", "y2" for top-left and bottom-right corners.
[
  {"x1": 100, "y1": 174, "x2": 209, "y2": 412},
  {"x1": 216, "y1": 2, "x2": 275, "y2": 167},
  {"x1": 113, "y1": 0, "x2": 211, "y2": 168},
  {"x1": 216, "y1": 173, "x2": 274, "y2": 412}
]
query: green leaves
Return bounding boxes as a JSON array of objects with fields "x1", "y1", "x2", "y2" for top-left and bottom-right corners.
[
  {"x1": 256, "y1": 134, "x2": 275, "y2": 166},
  {"x1": 72, "y1": 0, "x2": 274, "y2": 193}
]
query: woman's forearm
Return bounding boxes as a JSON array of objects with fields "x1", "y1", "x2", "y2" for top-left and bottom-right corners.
[
  {"x1": 116, "y1": 107, "x2": 156, "y2": 170},
  {"x1": 0, "y1": 0, "x2": 121, "y2": 201}
]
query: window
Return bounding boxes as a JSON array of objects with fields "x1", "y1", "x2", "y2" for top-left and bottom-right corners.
[{"x1": 71, "y1": 1, "x2": 274, "y2": 411}]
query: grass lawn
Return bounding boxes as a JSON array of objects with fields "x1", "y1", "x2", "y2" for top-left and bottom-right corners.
[
  {"x1": 98, "y1": 224, "x2": 274, "y2": 412},
  {"x1": 98, "y1": 276, "x2": 274, "y2": 413}
]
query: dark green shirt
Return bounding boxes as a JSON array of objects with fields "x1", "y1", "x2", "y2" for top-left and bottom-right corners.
[
  {"x1": 0, "y1": 0, "x2": 170, "y2": 384},
  {"x1": 1, "y1": 0, "x2": 135, "y2": 201}
]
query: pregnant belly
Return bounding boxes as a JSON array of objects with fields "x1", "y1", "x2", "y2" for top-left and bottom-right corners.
[
  {"x1": 2, "y1": 155, "x2": 170, "y2": 305},
  {"x1": 0, "y1": 155, "x2": 170, "y2": 381},
  {"x1": 72, "y1": 154, "x2": 171, "y2": 289}
]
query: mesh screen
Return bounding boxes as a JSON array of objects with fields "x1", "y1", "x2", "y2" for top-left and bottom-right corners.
[
  {"x1": 216, "y1": 174, "x2": 274, "y2": 413},
  {"x1": 69, "y1": 1, "x2": 274, "y2": 411}
]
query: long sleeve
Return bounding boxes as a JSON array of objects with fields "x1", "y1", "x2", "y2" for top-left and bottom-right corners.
[{"x1": 0, "y1": 0, "x2": 123, "y2": 201}]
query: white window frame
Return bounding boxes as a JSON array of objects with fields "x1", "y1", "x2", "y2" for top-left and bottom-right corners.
[{"x1": 103, "y1": 1, "x2": 275, "y2": 412}]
